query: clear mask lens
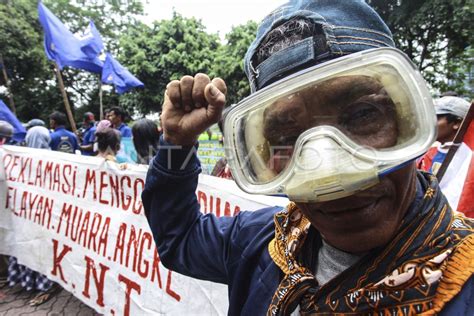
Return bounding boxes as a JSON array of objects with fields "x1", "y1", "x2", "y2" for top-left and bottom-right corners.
[{"x1": 224, "y1": 48, "x2": 436, "y2": 201}]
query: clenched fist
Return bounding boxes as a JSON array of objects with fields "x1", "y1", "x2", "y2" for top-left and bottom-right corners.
[{"x1": 161, "y1": 73, "x2": 227, "y2": 146}]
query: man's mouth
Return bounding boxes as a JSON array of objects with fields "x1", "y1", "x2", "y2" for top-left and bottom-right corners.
[
  {"x1": 296, "y1": 180, "x2": 394, "y2": 225},
  {"x1": 318, "y1": 196, "x2": 381, "y2": 214}
]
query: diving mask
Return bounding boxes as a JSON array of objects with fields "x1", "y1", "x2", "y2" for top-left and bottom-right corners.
[{"x1": 224, "y1": 48, "x2": 436, "y2": 202}]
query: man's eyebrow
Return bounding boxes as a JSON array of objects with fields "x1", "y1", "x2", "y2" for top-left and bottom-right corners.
[{"x1": 326, "y1": 85, "x2": 381, "y2": 107}]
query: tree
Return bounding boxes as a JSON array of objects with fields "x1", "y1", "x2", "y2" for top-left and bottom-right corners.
[
  {"x1": 368, "y1": 0, "x2": 473, "y2": 97},
  {"x1": 118, "y1": 13, "x2": 221, "y2": 115},
  {"x1": 212, "y1": 21, "x2": 257, "y2": 106},
  {"x1": 0, "y1": 0, "x2": 144, "y2": 124},
  {"x1": 0, "y1": 0, "x2": 61, "y2": 120}
]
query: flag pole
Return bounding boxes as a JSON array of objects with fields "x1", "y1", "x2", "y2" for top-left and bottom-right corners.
[
  {"x1": 53, "y1": 62, "x2": 77, "y2": 132},
  {"x1": 0, "y1": 54, "x2": 16, "y2": 114},
  {"x1": 436, "y1": 102, "x2": 474, "y2": 182},
  {"x1": 99, "y1": 76, "x2": 103, "y2": 120}
]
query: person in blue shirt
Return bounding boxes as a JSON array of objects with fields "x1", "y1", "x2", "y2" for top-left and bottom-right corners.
[
  {"x1": 79, "y1": 112, "x2": 96, "y2": 156},
  {"x1": 49, "y1": 111, "x2": 79, "y2": 154},
  {"x1": 107, "y1": 106, "x2": 132, "y2": 138},
  {"x1": 143, "y1": 1, "x2": 473, "y2": 315}
]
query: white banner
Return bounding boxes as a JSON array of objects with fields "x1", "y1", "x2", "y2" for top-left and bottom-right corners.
[{"x1": 0, "y1": 145, "x2": 287, "y2": 315}]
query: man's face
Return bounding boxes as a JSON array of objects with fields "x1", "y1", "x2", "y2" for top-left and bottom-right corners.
[
  {"x1": 296, "y1": 163, "x2": 416, "y2": 253},
  {"x1": 436, "y1": 115, "x2": 459, "y2": 144},
  {"x1": 262, "y1": 76, "x2": 417, "y2": 253},
  {"x1": 108, "y1": 111, "x2": 121, "y2": 127},
  {"x1": 49, "y1": 119, "x2": 56, "y2": 129}
]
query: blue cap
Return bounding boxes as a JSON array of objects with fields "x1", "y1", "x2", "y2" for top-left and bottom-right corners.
[{"x1": 244, "y1": 0, "x2": 395, "y2": 92}]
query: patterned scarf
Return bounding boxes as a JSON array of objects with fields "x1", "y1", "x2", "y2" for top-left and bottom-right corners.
[{"x1": 267, "y1": 172, "x2": 474, "y2": 315}]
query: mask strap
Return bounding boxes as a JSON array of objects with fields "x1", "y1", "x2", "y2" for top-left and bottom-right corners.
[{"x1": 379, "y1": 156, "x2": 420, "y2": 178}]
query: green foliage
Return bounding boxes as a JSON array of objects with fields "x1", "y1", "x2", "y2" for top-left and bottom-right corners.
[
  {"x1": 0, "y1": 0, "x2": 143, "y2": 124},
  {"x1": 118, "y1": 17, "x2": 258, "y2": 115},
  {"x1": 368, "y1": 0, "x2": 473, "y2": 97},
  {"x1": 0, "y1": 0, "x2": 61, "y2": 120},
  {"x1": 212, "y1": 21, "x2": 257, "y2": 106},
  {"x1": 442, "y1": 47, "x2": 473, "y2": 97},
  {"x1": 118, "y1": 13, "x2": 221, "y2": 114}
]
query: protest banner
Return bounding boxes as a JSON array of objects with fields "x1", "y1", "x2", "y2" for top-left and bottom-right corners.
[
  {"x1": 0, "y1": 145, "x2": 287, "y2": 315},
  {"x1": 197, "y1": 140, "x2": 225, "y2": 175}
]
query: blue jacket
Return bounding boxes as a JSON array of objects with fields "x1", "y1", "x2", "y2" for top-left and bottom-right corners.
[
  {"x1": 143, "y1": 138, "x2": 474, "y2": 315},
  {"x1": 50, "y1": 126, "x2": 79, "y2": 153},
  {"x1": 117, "y1": 123, "x2": 132, "y2": 138},
  {"x1": 81, "y1": 124, "x2": 96, "y2": 156}
]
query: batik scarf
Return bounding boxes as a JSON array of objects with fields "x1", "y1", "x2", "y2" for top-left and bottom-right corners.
[{"x1": 267, "y1": 172, "x2": 474, "y2": 315}]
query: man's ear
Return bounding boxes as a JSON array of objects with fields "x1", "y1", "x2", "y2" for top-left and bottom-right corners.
[{"x1": 453, "y1": 121, "x2": 462, "y2": 131}]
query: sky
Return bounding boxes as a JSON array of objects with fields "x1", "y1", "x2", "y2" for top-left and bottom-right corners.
[{"x1": 142, "y1": 0, "x2": 287, "y2": 39}]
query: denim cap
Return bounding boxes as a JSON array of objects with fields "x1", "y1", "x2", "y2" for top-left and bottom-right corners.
[
  {"x1": 244, "y1": 0, "x2": 395, "y2": 92},
  {"x1": 434, "y1": 96, "x2": 471, "y2": 119}
]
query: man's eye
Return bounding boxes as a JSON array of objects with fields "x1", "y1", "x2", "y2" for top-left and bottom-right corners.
[
  {"x1": 340, "y1": 102, "x2": 383, "y2": 134},
  {"x1": 351, "y1": 107, "x2": 378, "y2": 122}
]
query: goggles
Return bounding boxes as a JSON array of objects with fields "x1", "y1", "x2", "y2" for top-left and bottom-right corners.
[{"x1": 224, "y1": 48, "x2": 436, "y2": 202}]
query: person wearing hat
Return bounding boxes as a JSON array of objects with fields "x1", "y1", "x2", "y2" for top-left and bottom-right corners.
[
  {"x1": 0, "y1": 120, "x2": 13, "y2": 145},
  {"x1": 25, "y1": 118, "x2": 46, "y2": 130},
  {"x1": 418, "y1": 96, "x2": 471, "y2": 175},
  {"x1": 435, "y1": 96, "x2": 470, "y2": 144},
  {"x1": 143, "y1": 1, "x2": 474, "y2": 315}
]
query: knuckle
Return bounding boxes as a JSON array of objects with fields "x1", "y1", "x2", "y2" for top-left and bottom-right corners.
[
  {"x1": 195, "y1": 73, "x2": 210, "y2": 81},
  {"x1": 181, "y1": 75, "x2": 194, "y2": 85},
  {"x1": 212, "y1": 78, "x2": 227, "y2": 95}
]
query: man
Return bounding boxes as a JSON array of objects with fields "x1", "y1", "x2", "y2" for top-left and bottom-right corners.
[
  {"x1": 435, "y1": 96, "x2": 470, "y2": 145},
  {"x1": 143, "y1": 1, "x2": 473, "y2": 315},
  {"x1": 107, "y1": 106, "x2": 132, "y2": 138},
  {"x1": 419, "y1": 96, "x2": 471, "y2": 175},
  {"x1": 49, "y1": 111, "x2": 78, "y2": 154},
  {"x1": 418, "y1": 96, "x2": 473, "y2": 217},
  {"x1": 79, "y1": 112, "x2": 96, "y2": 156}
]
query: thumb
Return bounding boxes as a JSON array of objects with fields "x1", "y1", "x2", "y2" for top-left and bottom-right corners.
[{"x1": 204, "y1": 81, "x2": 226, "y2": 123}]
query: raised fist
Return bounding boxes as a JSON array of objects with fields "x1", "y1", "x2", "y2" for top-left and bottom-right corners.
[{"x1": 161, "y1": 73, "x2": 227, "y2": 146}]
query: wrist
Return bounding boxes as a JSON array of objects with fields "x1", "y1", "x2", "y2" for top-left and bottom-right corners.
[
  {"x1": 163, "y1": 132, "x2": 198, "y2": 147},
  {"x1": 156, "y1": 135, "x2": 199, "y2": 171}
]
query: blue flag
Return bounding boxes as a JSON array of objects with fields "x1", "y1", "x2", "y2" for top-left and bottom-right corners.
[
  {"x1": 101, "y1": 53, "x2": 144, "y2": 94},
  {"x1": 79, "y1": 20, "x2": 104, "y2": 60},
  {"x1": 38, "y1": 2, "x2": 103, "y2": 73},
  {"x1": 0, "y1": 100, "x2": 26, "y2": 143}
]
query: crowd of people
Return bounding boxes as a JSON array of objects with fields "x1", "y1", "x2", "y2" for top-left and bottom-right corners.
[
  {"x1": 0, "y1": 106, "x2": 163, "y2": 305},
  {"x1": 3, "y1": 106, "x2": 163, "y2": 165}
]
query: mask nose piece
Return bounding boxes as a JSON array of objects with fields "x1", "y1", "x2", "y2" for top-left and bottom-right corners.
[{"x1": 285, "y1": 134, "x2": 380, "y2": 202}]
